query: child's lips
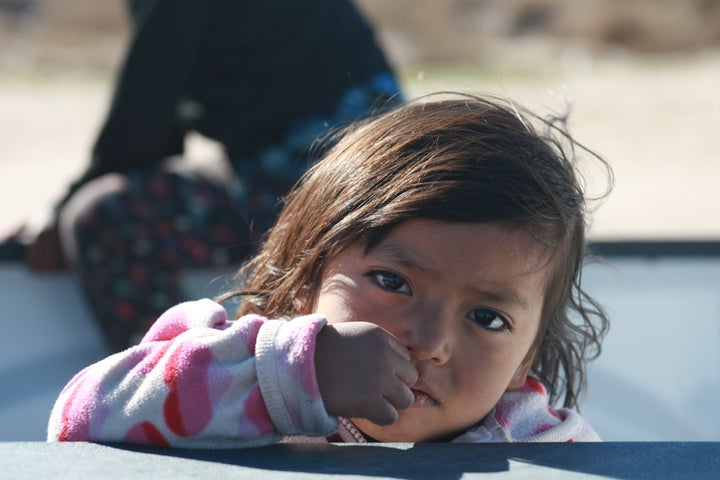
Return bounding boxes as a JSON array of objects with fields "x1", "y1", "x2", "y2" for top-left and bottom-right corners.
[{"x1": 410, "y1": 385, "x2": 439, "y2": 407}]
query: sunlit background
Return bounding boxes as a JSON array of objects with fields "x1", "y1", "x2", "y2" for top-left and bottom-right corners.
[
  {"x1": 1, "y1": 0, "x2": 719, "y2": 442},
  {"x1": 1, "y1": 0, "x2": 719, "y2": 239}
]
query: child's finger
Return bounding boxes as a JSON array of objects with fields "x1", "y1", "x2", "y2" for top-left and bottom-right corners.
[
  {"x1": 394, "y1": 356, "x2": 419, "y2": 387},
  {"x1": 385, "y1": 334, "x2": 419, "y2": 386},
  {"x1": 386, "y1": 334, "x2": 412, "y2": 361},
  {"x1": 364, "y1": 399, "x2": 400, "y2": 426},
  {"x1": 383, "y1": 382, "x2": 414, "y2": 412}
]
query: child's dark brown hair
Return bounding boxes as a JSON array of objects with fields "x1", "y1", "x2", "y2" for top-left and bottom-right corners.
[{"x1": 221, "y1": 92, "x2": 611, "y2": 408}]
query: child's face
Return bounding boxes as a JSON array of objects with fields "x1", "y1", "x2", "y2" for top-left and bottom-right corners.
[{"x1": 314, "y1": 219, "x2": 550, "y2": 442}]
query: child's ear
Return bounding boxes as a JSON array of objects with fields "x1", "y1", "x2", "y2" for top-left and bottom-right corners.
[{"x1": 507, "y1": 350, "x2": 536, "y2": 391}]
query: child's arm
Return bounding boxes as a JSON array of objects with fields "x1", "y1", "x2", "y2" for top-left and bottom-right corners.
[{"x1": 47, "y1": 299, "x2": 337, "y2": 448}]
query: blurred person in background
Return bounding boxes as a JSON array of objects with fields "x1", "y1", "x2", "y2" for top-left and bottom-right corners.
[{"x1": 5, "y1": 0, "x2": 402, "y2": 351}]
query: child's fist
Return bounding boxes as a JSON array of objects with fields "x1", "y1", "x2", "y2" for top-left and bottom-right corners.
[{"x1": 315, "y1": 322, "x2": 418, "y2": 426}]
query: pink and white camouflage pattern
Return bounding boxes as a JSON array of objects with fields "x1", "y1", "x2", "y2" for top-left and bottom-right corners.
[{"x1": 48, "y1": 299, "x2": 337, "y2": 448}]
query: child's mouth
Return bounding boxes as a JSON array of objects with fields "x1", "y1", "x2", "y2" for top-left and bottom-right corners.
[{"x1": 411, "y1": 388, "x2": 438, "y2": 407}]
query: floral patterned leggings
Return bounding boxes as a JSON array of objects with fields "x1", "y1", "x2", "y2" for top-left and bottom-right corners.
[{"x1": 72, "y1": 168, "x2": 291, "y2": 351}]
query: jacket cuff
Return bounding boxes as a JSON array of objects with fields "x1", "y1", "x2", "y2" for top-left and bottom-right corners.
[{"x1": 256, "y1": 316, "x2": 337, "y2": 437}]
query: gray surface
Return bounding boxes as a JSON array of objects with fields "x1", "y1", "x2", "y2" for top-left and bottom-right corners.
[
  {"x1": 579, "y1": 256, "x2": 720, "y2": 441},
  {"x1": 2, "y1": 441, "x2": 720, "y2": 479}
]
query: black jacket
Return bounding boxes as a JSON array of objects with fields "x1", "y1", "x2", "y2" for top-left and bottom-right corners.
[{"x1": 59, "y1": 0, "x2": 395, "y2": 208}]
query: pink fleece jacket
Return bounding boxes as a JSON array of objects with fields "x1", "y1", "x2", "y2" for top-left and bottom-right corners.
[{"x1": 47, "y1": 299, "x2": 599, "y2": 447}]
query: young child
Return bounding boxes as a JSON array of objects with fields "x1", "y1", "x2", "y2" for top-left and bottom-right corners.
[{"x1": 48, "y1": 93, "x2": 610, "y2": 447}]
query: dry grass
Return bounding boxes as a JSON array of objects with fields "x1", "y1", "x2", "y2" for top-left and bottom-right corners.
[
  {"x1": 2, "y1": 0, "x2": 720, "y2": 71},
  {"x1": 357, "y1": 0, "x2": 720, "y2": 66}
]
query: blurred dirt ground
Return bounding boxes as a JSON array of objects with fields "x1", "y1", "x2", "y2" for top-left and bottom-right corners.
[{"x1": 1, "y1": 0, "x2": 719, "y2": 240}]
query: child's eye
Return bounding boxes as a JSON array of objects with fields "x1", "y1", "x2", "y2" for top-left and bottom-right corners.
[
  {"x1": 369, "y1": 270, "x2": 412, "y2": 294},
  {"x1": 467, "y1": 309, "x2": 510, "y2": 332}
]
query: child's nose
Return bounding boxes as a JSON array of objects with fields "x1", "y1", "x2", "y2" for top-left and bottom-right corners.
[{"x1": 396, "y1": 309, "x2": 452, "y2": 365}]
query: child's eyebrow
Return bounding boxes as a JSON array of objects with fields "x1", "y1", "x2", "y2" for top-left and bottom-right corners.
[
  {"x1": 471, "y1": 286, "x2": 531, "y2": 312},
  {"x1": 366, "y1": 242, "x2": 431, "y2": 273}
]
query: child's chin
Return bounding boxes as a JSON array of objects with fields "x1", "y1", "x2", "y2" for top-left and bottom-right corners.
[{"x1": 350, "y1": 417, "x2": 439, "y2": 443}]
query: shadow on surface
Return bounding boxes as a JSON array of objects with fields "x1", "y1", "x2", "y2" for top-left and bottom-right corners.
[{"x1": 108, "y1": 441, "x2": 720, "y2": 479}]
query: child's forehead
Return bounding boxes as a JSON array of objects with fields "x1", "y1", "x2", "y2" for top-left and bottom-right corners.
[
  {"x1": 362, "y1": 219, "x2": 554, "y2": 279},
  {"x1": 366, "y1": 219, "x2": 546, "y2": 252}
]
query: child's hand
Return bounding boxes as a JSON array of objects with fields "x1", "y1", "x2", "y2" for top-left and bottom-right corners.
[{"x1": 315, "y1": 322, "x2": 418, "y2": 426}]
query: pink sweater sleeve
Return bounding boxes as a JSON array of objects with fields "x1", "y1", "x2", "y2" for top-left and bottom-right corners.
[
  {"x1": 451, "y1": 378, "x2": 601, "y2": 442},
  {"x1": 47, "y1": 299, "x2": 337, "y2": 448}
]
